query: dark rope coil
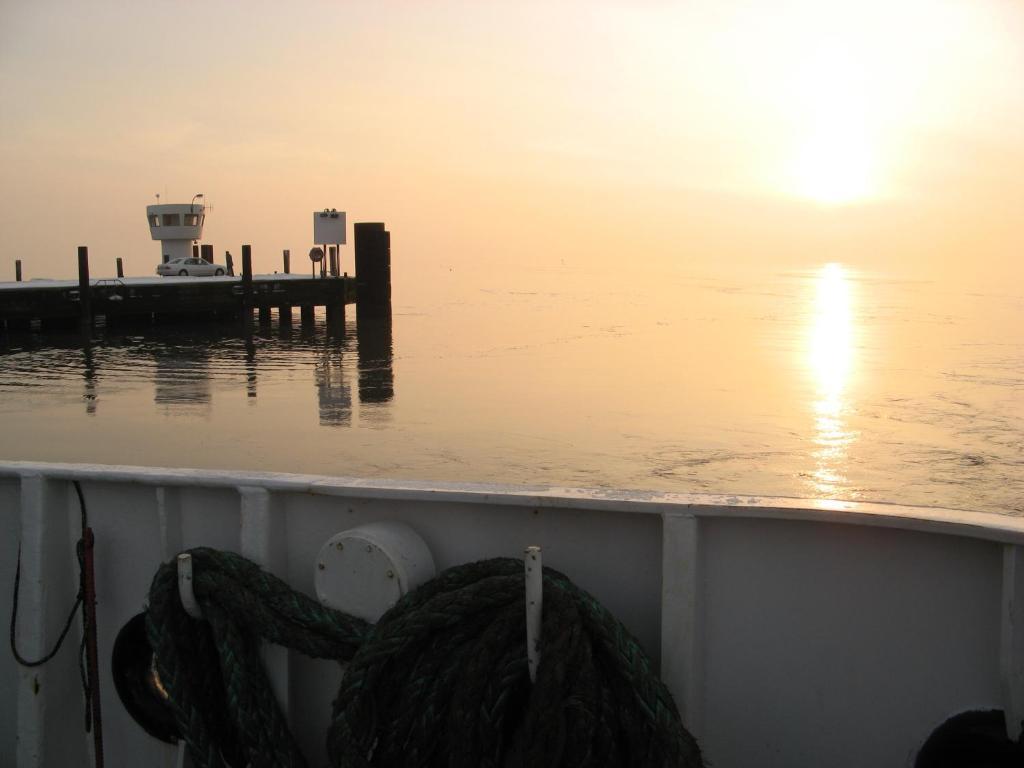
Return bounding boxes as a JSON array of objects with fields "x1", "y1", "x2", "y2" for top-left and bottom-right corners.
[{"x1": 145, "y1": 549, "x2": 703, "y2": 768}]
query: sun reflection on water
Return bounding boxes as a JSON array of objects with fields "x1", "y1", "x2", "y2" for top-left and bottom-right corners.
[{"x1": 807, "y1": 263, "x2": 858, "y2": 497}]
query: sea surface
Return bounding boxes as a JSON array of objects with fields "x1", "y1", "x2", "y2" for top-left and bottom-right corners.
[{"x1": 0, "y1": 262, "x2": 1021, "y2": 515}]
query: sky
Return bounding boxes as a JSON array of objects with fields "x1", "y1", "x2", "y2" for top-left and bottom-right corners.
[{"x1": 1, "y1": 0, "x2": 1022, "y2": 288}]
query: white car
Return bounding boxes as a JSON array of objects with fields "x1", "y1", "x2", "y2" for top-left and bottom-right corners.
[{"x1": 156, "y1": 257, "x2": 228, "y2": 277}]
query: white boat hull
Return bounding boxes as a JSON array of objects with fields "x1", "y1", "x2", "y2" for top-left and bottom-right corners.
[{"x1": 2, "y1": 461, "x2": 1022, "y2": 767}]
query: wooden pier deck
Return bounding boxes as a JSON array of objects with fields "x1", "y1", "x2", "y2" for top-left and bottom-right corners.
[
  {"x1": 1, "y1": 224, "x2": 391, "y2": 331},
  {"x1": 0, "y1": 273, "x2": 354, "y2": 330}
]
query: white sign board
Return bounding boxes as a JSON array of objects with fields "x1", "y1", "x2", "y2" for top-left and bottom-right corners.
[{"x1": 313, "y1": 210, "x2": 347, "y2": 245}]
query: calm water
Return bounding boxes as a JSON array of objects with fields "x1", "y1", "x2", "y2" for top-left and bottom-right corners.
[{"x1": 0, "y1": 263, "x2": 1021, "y2": 515}]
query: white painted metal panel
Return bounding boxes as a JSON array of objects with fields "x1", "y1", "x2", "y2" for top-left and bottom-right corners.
[{"x1": 697, "y1": 517, "x2": 1002, "y2": 768}]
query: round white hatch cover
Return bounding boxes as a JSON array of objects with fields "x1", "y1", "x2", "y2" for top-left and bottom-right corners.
[{"x1": 314, "y1": 521, "x2": 437, "y2": 623}]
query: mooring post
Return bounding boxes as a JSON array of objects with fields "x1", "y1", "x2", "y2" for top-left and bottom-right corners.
[
  {"x1": 326, "y1": 298, "x2": 344, "y2": 332},
  {"x1": 354, "y1": 222, "x2": 392, "y2": 315},
  {"x1": 329, "y1": 246, "x2": 338, "y2": 277},
  {"x1": 283, "y1": 249, "x2": 290, "y2": 274},
  {"x1": 225, "y1": 251, "x2": 235, "y2": 276},
  {"x1": 15, "y1": 260, "x2": 22, "y2": 281},
  {"x1": 241, "y1": 245, "x2": 254, "y2": 323},
  {"x1": 116, "y1": 257, "x2": 124, "y2": 278},
  {"x1": 78, "y1": 246, "x2": 92, "y2": 330}
]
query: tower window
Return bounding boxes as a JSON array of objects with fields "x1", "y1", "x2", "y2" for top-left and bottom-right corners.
[
  {"x1": 162, "y1": 213, "x2": 181, "y2": 226},
  {"x1": 184, "y1": 213, "x2": 199, "y2": 226},
  {"x1": 149, "y1": 215, "x2": 160, "y2": 227}
]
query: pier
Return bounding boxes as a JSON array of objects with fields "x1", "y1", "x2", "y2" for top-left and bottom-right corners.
[{"x1": 0, "y1": 222, "x2": 391, "y2": 332}]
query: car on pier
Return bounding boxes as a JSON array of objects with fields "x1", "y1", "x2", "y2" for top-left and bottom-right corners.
[{"x1": 156, "y1": 257, "x2": 227, "y2": 277}]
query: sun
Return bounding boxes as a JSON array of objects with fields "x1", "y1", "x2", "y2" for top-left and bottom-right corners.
[
  {"x1": 794, "y1": 121, "x2": 873, "y2": 205},
  {"x1": 786, "y1": 39, "x2": 879, "y2": 205}
]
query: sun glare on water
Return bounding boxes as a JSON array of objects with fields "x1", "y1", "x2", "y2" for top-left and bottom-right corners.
[{"x1": 807, "y1": 263, "x2": 858, "y2": 496}]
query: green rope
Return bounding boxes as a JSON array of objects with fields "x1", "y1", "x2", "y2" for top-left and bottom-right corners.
[{"x1": 145, "y1": 549, "x2": 702, "y2": 768}]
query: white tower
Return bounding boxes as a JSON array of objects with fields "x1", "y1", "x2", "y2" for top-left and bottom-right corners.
[{"x1": 146, "y1": 196, "x2": 206, "y2": 263}]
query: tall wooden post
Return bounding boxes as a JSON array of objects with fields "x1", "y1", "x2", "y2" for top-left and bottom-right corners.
[
  {"x1": 329, "y1": 246, "x2": 338, "y2": 277},
  {"x1": 241, "y1": 245, "x2": 253, "y2": 322},
  {"x1": 283, "y1": 250, "x2": 290, "y2": 274},
  {"x1": 354, "y1": 223, "x2": 392, "y2": 315},
  {"x1": 116, "y1": 258, "x2": 124, "y2": 278},
  {"x1": 15, "y1": 260, "x2": 22, "y2": 281},
  {"x1": 78, "y1": 246, "x2": 92, "y2": 330}
]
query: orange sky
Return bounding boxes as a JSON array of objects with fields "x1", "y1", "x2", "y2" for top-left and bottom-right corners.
[{"x1": 1, "y1": 0, "x2": 1021, "y2": 288}]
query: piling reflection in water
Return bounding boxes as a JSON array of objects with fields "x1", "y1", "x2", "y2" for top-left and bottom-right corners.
[
  {"x1": 0, "y1": 309, "x2": 394, "y2": 425},
  {"x1": 244, "y1": 335, "x2": 257, "y2": 401},
  {"x1": 806, "y1": 263, "x2": 858, "y2": 497},
  {"x1": 356, "y1": 312, "x2": 394, "y2": 406},
  {"x1": 81, "y1": 343, "x2": 97, "y2": 416},
  {"x1": 315, "y1": 341, "x2": 352, "y2": 427},
  {"x1": 153, "y1": 341, "x2": 212, "y2": 415}
]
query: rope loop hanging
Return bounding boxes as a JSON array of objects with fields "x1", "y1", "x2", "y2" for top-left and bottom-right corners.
[{"x1": 145, "y1": 548, "x2": 703, "y2": 768}]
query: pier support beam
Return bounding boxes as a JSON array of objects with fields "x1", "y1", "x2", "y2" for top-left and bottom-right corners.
[
  {"x1": 259, "y1": 306, "x2": 271, "y2": 325},
  {"x1": 300, "y1": 305, "x2": 315, "y2": 325},
  {"x1": 326, "y1": 299, "x2": 344, "y2": 333},
  {"x1": 15, "y1": 260, "x2": 22, "y2": 282},
  {"x1": 279, "y1": 305, "x2": 292, "y2": 326},
  {"x1": 241, "y1": 245, "x2": 253, "y2": 323},
  {"x1": 354, "y1": 222, "x2": 391, "y2": 316},
  {"x1": 116, "y1": 258, "x2": 124, "y2": 278},
  {"x1": 77, "y1": 246, "x2": 92, "y2": 331},
  {"x1": 283, "y1": 250, "x2": 290, "y2": 274}
]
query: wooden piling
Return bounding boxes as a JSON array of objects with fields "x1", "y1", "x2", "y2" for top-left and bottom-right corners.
[
  {"x1": 279, "y1": 305, "x2": 292, "y2": 325},
  {"x1": 354, "y1": 222, "x2": 392, "y2": 314},
  {"x1": 300, "y1": 305, "x2": 315, "y2": 325},
  {"x1": 78, "y1": 246, "x2": 92, "y2": 330},
  {"x1": 329, "y1": 246, "x2": 338, "y2": 277},
  {"x1": 283, "y1": 250, "x2": 290, "y2": 274},
  {"x1": 241, "y1": 245, "x2": 253, "y2": 322},
  {"x1": 326, "y1": 298, "x2": 344, "y2": 330},
  {"x1": 259, "y1": 306, "x2": 271, "y2": 325},
  {"x1": 15, "y1": 260, "x2": 22, "y2": 282},
  {"x1": 116, "y1": 258, "x2": 124, "y2": 278}
]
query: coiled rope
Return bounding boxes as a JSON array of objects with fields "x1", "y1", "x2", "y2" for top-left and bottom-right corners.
[{"x1": 146, "y1": 548, "x2": 703, "y2": 768}]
